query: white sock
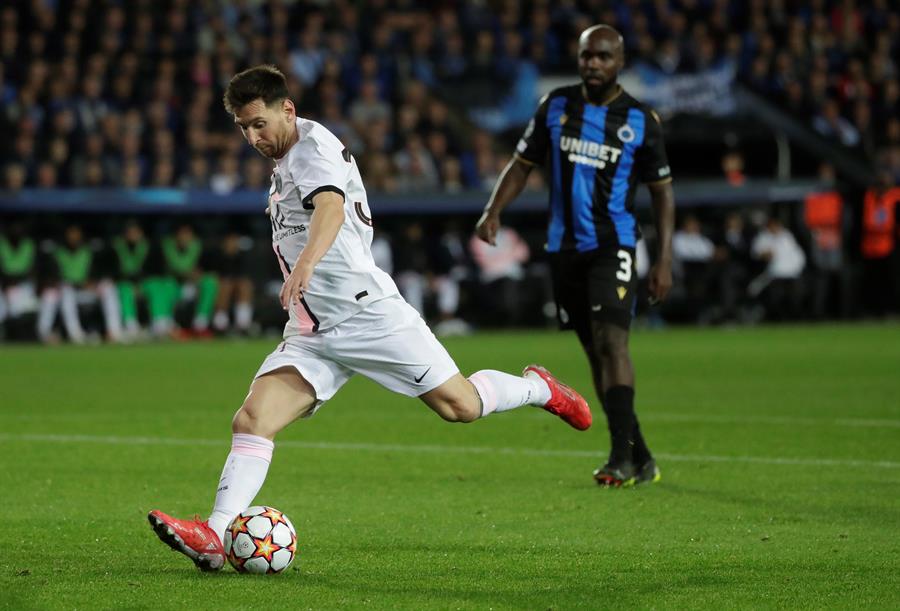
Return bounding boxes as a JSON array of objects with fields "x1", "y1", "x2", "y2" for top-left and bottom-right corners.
[
  {"x1": 235, "y1": 302, "x2": 253, "y2": 330},
  {"x1": 152, "y1": 317, "x2": 172, "y2": 337},
  {"x1": 468, "y1": 369, "x2": 551, "y2": 417},
  {"x1": 98, "y1": 280, "x2": 122, "y2": 340},
  {"x1": 193, "y1": 314, "x2": 209, "y2": 331},
  {"x1": 435, "y1": 277, "x2": 459, "y2": 315},
  {"x1": 207, "y1": 433, "x2": 274, "y2": 544},
  {"x1": 37, "y1": 289, "x2": 60, "y2": 339},
  {"x1": 59, "y1": 286, "x2": 85, "y2": 343}
]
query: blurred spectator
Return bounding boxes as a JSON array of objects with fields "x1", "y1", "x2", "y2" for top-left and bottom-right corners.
[
  {"x1": 242, "y1": 157, "x2": 270, "y2": 190},
  {"x1": 803, "y1": 163, "x2": 850, "y2": 319},
  {"x1": 813, "y1": 99, "x2": 860, "y2": 147},
  {"x1": 860, "y1": 171, "x2": 900, "y2": 316},
  {"x1": 430, "y1": 222, "x2": 473, "y2": 336},
  {"x1": 749, "y1": 215, "x2": 806, "y2": 321},
  {"x1": 180, "y1": 155, "x2": 212, "y2": 190},
  {"x1": 4, "y1": 163, "x2": 26, "y2": 191},
  {"x1": 468, "y1": 226, "x2": 530, "y2": 327},
  {"x1": 211, "y1": 230, "x2": 255, "y2": 336},
  {"x1": 158, "y1": 223, "x2": 218, "y2": 338},
  {"x1": 36, "y1": 223, "x2": 122, "y2": 344},
  {"x1": 348, "y1": 79, "x2": 390, "y2": 133},
  {"x1": 289, "y1": 28, "x2": 326, "y2": 87},
  {"x1": 210, "y1": 154, "x2": 241, "y2": 195},
  {"x1": 393, "y1": 222, "x2": 430, "y2": 316},
  {"x1": 361, "y1": 152, "x2": 397, "y2": 193},
  {"x1": 393, "y1": 134, "x2": 439, "y2": 192},
  {"x1": 392, "y1": 222, "x2": 469, "y2": 335},
  {"x1": 714, "y1": 212, "x2": 756, "y2": 323},
  {"x1": 671, "y1": 214, "x2": 716, "y2": 323},
  {"x1": 371, "y1": 230, "x2": 394, "y2": 275},
  {"x1": 110, "y1": 219, "x2": 158, "y2": 342},
  {"x1": 0, "y1": 221, "x2": 39, "y2": 340},
  {"x1": 721, "y1": 149, "x2": 747, "y2": 187}
]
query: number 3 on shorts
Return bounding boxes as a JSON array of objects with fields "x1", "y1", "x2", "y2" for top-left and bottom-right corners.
[{"x1": 616, "y1": 249, "x2": 632, "y2": 282}]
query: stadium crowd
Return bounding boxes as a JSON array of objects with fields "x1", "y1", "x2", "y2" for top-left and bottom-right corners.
[
  {"x1": 1, "y1": 0, "x2": 898, "y2": 190},
  {"x1": 1, "y1": 0, "x2": 899, "y2": 342}
]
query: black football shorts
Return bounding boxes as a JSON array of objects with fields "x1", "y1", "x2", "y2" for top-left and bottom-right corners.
[{"x1": 549, "y1": 246, "x2": 638, "y2": 331}]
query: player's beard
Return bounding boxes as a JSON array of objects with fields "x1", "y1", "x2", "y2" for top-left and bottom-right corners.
[
  {"x1": 257, "y1": 136, "x2": 282, "y2": 159},
  {"x1": 582, "y1": 78, "x2": 617, "y2": 104}
]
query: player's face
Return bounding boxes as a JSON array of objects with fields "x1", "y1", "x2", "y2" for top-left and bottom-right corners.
[
  {"x1": 578, "y1": 35, "x2": 623, "y2": 95},
  {"x1": 233, "y1": 98, "x2": 295, "y2": 159}
]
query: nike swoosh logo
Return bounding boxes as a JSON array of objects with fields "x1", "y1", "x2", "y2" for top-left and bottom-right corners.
[{"x1": 414, "y1": 367, "x2": 431, "y2": 383}]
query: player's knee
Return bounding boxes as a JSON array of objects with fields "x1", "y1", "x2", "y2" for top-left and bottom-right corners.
[
  {"x1": 600, "y1": 339, "x2": 628, "y2": 361},
  {"x1": 232, "y1": 403, "x2": 275, "y2": 436},
  {"x1": 595, "y1": 325, "x2": 628, "y2": 359}
]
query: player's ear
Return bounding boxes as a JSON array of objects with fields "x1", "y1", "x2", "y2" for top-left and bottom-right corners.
[{"x1": 282, "y1": 98, "x2": 295, "y2": 120}]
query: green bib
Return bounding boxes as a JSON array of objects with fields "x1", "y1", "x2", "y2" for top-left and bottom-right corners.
[
  {"x1": 54, "y1": 246, "x2": 92, "y2": 284},
  {"x1": 162, "y1": 237, "x2": 202, "y2": 275},
  {"x1": 0, "y1": 237, "x2": 35, "y2": 276},
  {"x1": 113, "y1": 237, "x2": 149, "y2": 277}
]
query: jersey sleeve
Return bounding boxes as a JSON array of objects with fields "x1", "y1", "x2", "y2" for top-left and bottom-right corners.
[
  {"x1": 290, "y1": 131, "x2": 349, "y2": 209},
  {"x1": 636, "y1": 109, "x2": 672, "y2": 184},
  {"x1": 514, "y1": 95, "x2": 551, "y2": 166}
]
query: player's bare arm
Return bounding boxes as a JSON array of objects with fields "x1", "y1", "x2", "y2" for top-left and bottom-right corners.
[
  {"x1": 279, "y1": 191, "x2": 345, "y2": 309},
  {"x1": 647, "y1": 179, "x2": 675, "y2": 304},
  {"x1": 476, "y1": 156, "x2": 533, "y2": 245}
]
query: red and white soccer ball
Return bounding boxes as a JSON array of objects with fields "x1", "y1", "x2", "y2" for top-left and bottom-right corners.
[{"x1": 224, "y1": 506, "x2": 297, "y2": 574}]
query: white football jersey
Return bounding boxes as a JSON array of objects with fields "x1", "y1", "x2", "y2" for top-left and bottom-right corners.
[{"x1": 268, "y1": 117, "x2": 399, "y2": 337}]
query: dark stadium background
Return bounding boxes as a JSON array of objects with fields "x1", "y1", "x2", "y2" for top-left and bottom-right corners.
[{"x1": 1, "y1": 0, "x2": 898, "y2": 342}]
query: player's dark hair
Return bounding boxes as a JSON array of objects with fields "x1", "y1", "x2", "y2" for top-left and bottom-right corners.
[{"x1": 223, "y1": 65, "x2": 289, "y2": 114}]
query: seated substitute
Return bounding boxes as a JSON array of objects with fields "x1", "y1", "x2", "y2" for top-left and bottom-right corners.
[
  {"x1": 147, "y1": 65, "x2": 592, "y2": 571},
  {"x1": 0, "y1": 221, "x2": 39, "y2": 340},
  {"x1": 36, "y1": 223, "x2": 123, "y2": 344}
]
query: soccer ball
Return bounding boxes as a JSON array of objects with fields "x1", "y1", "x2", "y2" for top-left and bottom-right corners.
[{"x1": 224, "y1": 506, "x2": 297, "y2": 574}]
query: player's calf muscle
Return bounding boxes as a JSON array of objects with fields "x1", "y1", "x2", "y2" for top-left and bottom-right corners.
[{"x1": 420, "y1": 376, "x2": 481, "y2": 423}]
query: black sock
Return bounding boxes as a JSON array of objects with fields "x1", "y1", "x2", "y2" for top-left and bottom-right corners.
[
  {"x1": 631, "y1": 416, "x2": 652, "y2": 465},
  {"x1": 604, "y1": 385, "x2": 636, "y2": 464}
]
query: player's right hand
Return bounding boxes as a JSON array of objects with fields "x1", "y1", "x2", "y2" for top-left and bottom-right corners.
[
  {"x1": 475, "y1": 211, "x2": 500, "y2": 246},
  {"x1": 280, "y1": 259, "x2": 314, "y2": 310}
]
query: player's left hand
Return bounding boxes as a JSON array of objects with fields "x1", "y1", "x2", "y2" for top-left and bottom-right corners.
[
  {"x1": 648, "y1": 262, "x2": 672, "y2": 305},
  {"x1": 475, "y1": 211, "x2": 500, "y2": 245},
  {"x1": 280, "y1": 259, "x2": 314, "y2": 309}
]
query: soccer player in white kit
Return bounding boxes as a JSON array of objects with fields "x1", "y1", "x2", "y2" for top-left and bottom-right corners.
[{"x1": 148, "y1": 65, "x2": 592, "y2": 571}]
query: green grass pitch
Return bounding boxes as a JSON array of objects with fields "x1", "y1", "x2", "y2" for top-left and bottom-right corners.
[{"x1": 1, "y1": 323, "x2": 899, "y2": 609}]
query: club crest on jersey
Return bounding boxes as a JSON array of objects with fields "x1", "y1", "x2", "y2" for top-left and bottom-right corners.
[
  {"x1": 560, "y1": 136, "x2": 622, "y2": 169},
  {"x1": 616, "y1": 124, "x2": 635, "y2": 143}
]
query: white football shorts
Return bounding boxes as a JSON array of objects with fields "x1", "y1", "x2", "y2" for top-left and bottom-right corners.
[{"x1": 255, "y1": 295, "x2": 459, "y2": 415}]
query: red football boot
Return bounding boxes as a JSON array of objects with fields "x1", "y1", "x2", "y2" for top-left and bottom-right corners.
[
  {"x1": 523, "y1": 365, "x2": 592, "y2": 431},
  {"x1": 148, "y1": 510, "x2": 225, "y2": 571}
]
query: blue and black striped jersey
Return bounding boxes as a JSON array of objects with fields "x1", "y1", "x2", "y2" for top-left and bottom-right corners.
[{"x1": 516, "y1": 85, "x2": 672, "y2": 253}]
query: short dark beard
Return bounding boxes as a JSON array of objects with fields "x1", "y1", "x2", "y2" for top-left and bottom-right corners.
[{"x1": 582, "y1": 80, "x2": 618, "y2": 105}]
